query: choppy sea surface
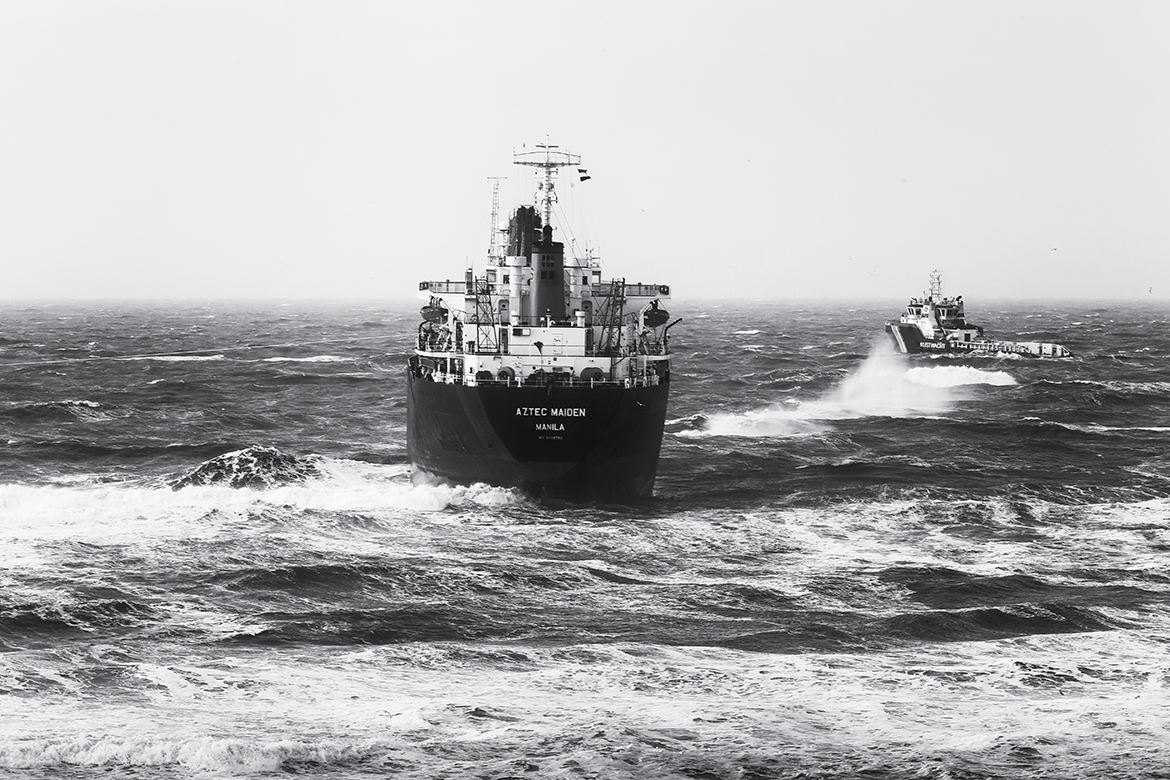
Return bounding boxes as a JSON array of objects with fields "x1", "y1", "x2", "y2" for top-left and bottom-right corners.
[{"x1": 2, "y1": 298, "x2": 1169, "y2": 779}]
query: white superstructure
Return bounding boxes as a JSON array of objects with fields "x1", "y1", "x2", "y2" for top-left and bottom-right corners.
[{"x1": 414, "y1": 144, "x2": 678, "y2": 388}]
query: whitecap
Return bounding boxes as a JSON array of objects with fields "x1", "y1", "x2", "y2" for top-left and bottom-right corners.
[
  {"x1": 680, "y1": 340, "x2": 1014, "y2": 437},
  {"x1": 121, "y1": 354, "x2": 227, "y2": 362},
  {"x1": 905, "y1": 365, "x2": 1017, "y2": 388}
]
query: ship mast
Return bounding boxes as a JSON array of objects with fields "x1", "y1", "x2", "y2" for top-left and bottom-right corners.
[
  {"x1": 514, "y1": 143, "x2": 581, "y2": 227},
  {"x1": 929, "y1": 269, "x2": 943, "y2": 301},
  {"x1": 486, "y1": 176, "x2": 506, "y2": 264}
]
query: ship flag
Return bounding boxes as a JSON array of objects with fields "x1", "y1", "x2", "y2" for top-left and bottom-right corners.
[{"x1": 578, "y1": 168, "x2": 591, "y2": 182}]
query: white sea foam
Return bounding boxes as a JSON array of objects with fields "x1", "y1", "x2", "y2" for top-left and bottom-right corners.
[
  {"x1": 1054, "y1": 422, "x2": 1170, "y2": 434},
  {"x1": 4, "y1": 483, "x2": 1170, "y2": 777},
  {"x1": 122, "y1": 354, "x2": 227, "y2": 362},
  {"x1": 905, "y1": 364, "x2": 1017, "y2": 388},
  {"x1": 0, "y1": 459, "x2": 525, "y2": 549},
  {"x1": 261, "y1": 355, "x2": 349, "y2": 363},
  {"x1": 686, "y1": 342, "x2": 1015, "y2": 437},
  {"x1": 4, "y1": 632, "x2": 1170, "y2": 777}
]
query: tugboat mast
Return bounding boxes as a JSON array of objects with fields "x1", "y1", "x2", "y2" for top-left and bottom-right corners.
[
  {"x1": 514, "y1": 143, "x2": 581, "y2": 226},
  {"x1": 929, "y1": 269, "x2": 943, "y2": 301}
]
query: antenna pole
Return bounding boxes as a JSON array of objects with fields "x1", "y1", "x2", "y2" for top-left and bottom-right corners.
[
  {"x1": 929, "y1": 269, "x2": 943, "y2": 300},
  {"x1": 486, "y1": 176, "x2": 505, "y2": 263},
  {"x1": 514, "y1": 143, "x2": 581, "y2": 227}
]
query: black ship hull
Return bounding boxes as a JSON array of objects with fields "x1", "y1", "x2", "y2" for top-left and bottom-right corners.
[
  {"x1": 886, "y1": 323, "x2": 944, "y2": 354},
  {"x1": 406, "y1": 372, "x2": 670, "y2": 500},
  {"x1": 888, "y1": 323, "x2": 993, "y2": 354}
]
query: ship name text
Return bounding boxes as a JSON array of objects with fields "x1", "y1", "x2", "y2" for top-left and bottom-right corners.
[{"x1": 515, "y1": 407, "x2": 587, "y2": 417}]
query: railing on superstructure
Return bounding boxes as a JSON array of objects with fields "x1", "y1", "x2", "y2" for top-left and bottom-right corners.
[
  {"x1": 419, "y1": 280, "x2": 670, "y2": 299},
  {"x1": 968, "y1": 341, "x2": 1045, "y2": 356},
  {"x1": 408, "y1": 356, "x2": 669, "y2": 389},
  {"x1": 420, "y1": 281, "x2": 475, "y2": 294},
  {"x1": 418, "y1": 277, "x2": 673, "y2": 357},
  {"x1": 461, "y1": 372, "x2": 668, "y2": 389},
  {"x1": 415, "y1": 331, "x2": 668, "y2": 357},
  {"x1": 623, "y1": 283, "x2": 671, "y2": 297}
]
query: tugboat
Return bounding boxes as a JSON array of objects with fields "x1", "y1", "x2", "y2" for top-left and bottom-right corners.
[
  {"x1": 886, "y1": 271, "x2": 1073, "y2": 357},
  {"x1": 406, "y1": 144, "x2": 679, "y2": 500}
]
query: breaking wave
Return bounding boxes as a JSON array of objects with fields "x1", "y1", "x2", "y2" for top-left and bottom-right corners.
[
  {"x1": 681, "y1": 343, "x2": 1016, "y2": 437},
  {"x1": 121, "y1": 354, "x2": 227, "y2": 362},
  {"x1": 170, "y1": 446, "x2": 324, "y2": 489}
]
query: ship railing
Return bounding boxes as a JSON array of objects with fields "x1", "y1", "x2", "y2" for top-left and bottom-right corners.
[
  {"x1": 419, "y1": 280, "x2": 501, "y2": 295},
  {"x1": 421, "y1": 281, "x2": 670, "y2": 298},
  {"x1": 985, "y1": 341, "x2": 1035, "y2": 355},
  {"x1": 419, "y1": 280, "x2": 466, "y2": 294},
  {"x1": 410, "y1": 366, "x2": 666, "y2": 389},
  {"x1": 462, "y1": 372, "x2": 665, "y2": 389},
  {"x1": 420, "y1": 280, "x2": 667, "y2": 302},
  {"x1": 592, "y1": 282, "x2": 670, "y2": 298},
  {"x1": 418, "y1": 336, "x2": 463, "y2": 353},
  {"x1": 414, "y1": 344, "x2": 674, "y2": 360},
  {"x1": 507, "y1": 315, "x2": 588, "y2": 328}
]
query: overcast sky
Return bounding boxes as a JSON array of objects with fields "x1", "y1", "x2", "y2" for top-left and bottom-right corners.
[{"x1": 1, "y1": 1, "x2": 1167, "y2": 301}]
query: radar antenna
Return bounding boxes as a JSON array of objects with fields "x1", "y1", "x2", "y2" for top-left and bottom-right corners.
[{"x1": 514, "y1": 142, "x2": 581, "y2": 226}]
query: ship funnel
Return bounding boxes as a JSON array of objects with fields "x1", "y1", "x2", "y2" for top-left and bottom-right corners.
[{"x1": 507, "y1": 205, "x2": 540, "y2": 258}]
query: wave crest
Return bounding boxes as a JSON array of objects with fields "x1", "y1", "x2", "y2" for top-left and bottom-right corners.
[
  {"x1": 170, "y1": 446, "x2": 323, "y2": 490},
  {"x1": 683, "y1": 343, "x2": 1015, "y2": 437}
]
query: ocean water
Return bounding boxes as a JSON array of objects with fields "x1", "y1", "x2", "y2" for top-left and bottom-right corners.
[{"x1": 2, "y1": 298, "x2": 1169, "y2": 779}]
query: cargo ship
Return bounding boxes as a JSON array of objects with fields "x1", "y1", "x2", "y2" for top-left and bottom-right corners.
[
  {"x1": 406, "y1": 144, "x2": 679, "y2": 500},
  {"x1": 886, "y1": 271, "x2": 1073, "y2": 357}
]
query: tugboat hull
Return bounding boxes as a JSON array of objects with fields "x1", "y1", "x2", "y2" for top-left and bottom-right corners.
[
  {"x1": 886, "y1": 323, "x2": 1073, "y2": 357},
  {"x1": 406, "y1": 373, "x2": 670, "y2": 500},
  {"x1": 887, "y1": 272, "x2": 1073, "y2": 357},
  {"x1": 886, "y1": 322, "x2": 927, "y2": 353}
]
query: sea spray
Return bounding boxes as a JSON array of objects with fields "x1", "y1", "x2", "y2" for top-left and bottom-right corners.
[{"x1": 686, "y1": 340, "x2": 1017, "y2": 437}]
